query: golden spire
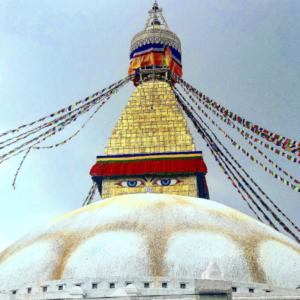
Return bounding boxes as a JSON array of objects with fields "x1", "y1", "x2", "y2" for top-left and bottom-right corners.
[{"x1": 90, "y1": 2, "x2": 209, "y2": 200}]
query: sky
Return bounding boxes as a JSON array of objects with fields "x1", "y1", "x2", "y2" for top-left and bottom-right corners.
[{"x1": 0, "y1": 0, "x2": 299, "y2": 251}]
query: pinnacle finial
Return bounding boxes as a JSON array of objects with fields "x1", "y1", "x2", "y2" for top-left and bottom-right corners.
[
  {"x1": 150, "y1": 0, "x2": 160, "y2": 13},
  {"x1": 146, "y1": 0, "x2": 168, "y2": 29}
]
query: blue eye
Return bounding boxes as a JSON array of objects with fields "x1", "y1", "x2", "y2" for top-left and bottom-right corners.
[
  {"x1": 161, "y1": 179, "x2": 171, "y2": 186},
  {"x1": 154, "y1": 178, "x2": 180, "y2": 186},
  {"x1": 127, "y1": 180, "x2": 138, "y2": 187},
  {"x1": 116, "y1": 180, "x2": 144, "y2": 187}
]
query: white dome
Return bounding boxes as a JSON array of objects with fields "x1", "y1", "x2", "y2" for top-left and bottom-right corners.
[{"x1": 0, "y1": 193, "x2": 299, "y2": 290}]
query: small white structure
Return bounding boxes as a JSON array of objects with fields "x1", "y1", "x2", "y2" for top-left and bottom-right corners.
[
  {"x1": 69, "y1": 286, "x2": 86, "y2": 298},
  {"x1": 202, "y1": 262, "x2": 223, "y2": 280}
]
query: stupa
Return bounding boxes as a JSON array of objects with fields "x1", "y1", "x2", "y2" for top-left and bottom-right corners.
[{"x1": 0, "y1": 2, "x2": 299, "y2": 300}]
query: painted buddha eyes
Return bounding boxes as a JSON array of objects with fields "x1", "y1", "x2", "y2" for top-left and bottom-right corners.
[
  {"x1": 153, "y1": 178, "x2": 180, "y2": 186},
  {"x1": 118, "y1": 180, "x2": 144, "y2": 187},
  {"x1": 116, "y1": 178, "x2": 181, "y2": 188}
]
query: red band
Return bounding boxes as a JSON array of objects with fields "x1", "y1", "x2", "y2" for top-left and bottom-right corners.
[{"x1": 90, "y1": 158, "x2": 207, "y2": 177}]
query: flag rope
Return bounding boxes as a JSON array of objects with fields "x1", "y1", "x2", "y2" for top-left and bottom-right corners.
[
  {"x1": 175, "y1": 86, "x2": 300, "y2": 233},
  {"x1": 0, "y1": 76, "x2": 130, "y2": 139},
  {"x1": 82, "y1": 182, "x2": 97, "y2": 206},
  {"x1": 176, "y1": 76, "x2": 300, "y2": 157},
  {"x1": 179, "y1": 82, "x2": 300, "y2": 165},
  {"x1": 175, "y1": 90, "x2": 280, "y2": 231},
  {"x1": 0, "y1": 76, "x2": 130, "y2": 188},
  {"x1": 173, "y1": 87, "x2": 300, "y2": 242},
  {"x1": 0, "y1": 77, "x2": 130, "y2": 150},
  {"x1": 177, "y1": 83, "x2": 300, "y2": 192},
  {"x1": 0, "y1": 77, "x2": 130, "y2": 164}
]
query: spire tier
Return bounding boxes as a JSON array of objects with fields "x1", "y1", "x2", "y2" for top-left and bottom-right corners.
[{"x1": 128, "y1": 2, "x2": 182, "y2": 84}]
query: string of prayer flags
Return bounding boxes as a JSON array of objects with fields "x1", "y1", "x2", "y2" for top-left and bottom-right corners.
[
  {"x1": 82, "y1": 182, "x2": 97, "y2": 207},
  {"x1": 0, "y1": 77, "x2": 130, "y2": 150},
  {"x1": 178, "y1": 83, "x2": 300, "y2": 189},
  {"x1": 0, "y1": 76, "x2": 130, "y2": 139},
  {"x1": 0, "y1": 77, "x2": 130, "y2": 188},
  {"x1": 177, "y1": 76, "x2": 300, "y2": 157},
  {"x1": 175, "y1": 90, "x2": 284, "y2": 233},
  {"x1": 34, "y1": 94, "x2": 115, "y2": 149},
  {"x1": 174, "y1": 87, "x2": 299, "y2": 241}
]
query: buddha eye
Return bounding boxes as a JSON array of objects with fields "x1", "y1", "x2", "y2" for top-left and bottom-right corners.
[
  {"x1": 153, "y1": 178, "x2": 181, "y2": 186},
  {"x1": 116, "y1": 180, "x2": 144, "y2": 187}
]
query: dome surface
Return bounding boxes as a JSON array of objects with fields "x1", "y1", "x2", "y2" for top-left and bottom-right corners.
[{"x1": 0, "y1": 193, "x2": 299, "y2": 290}]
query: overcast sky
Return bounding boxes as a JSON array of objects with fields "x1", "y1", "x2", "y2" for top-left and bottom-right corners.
[{"x1": 0, "y1": 0, "x2": 299, "y2": 251}]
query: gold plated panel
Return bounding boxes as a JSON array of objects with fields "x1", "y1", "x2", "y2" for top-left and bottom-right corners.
[{"x1": 105, "y1": 80, "x2": 195, "y2": 155}]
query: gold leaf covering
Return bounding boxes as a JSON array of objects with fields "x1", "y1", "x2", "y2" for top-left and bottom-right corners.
[{"x1": 105, "y1": 80, "x2": 195, "y2": 155}]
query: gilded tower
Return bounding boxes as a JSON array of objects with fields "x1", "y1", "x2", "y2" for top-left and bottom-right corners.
[{"x1": 90, "y1": 1, "x2": 209, "y2": 199}]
